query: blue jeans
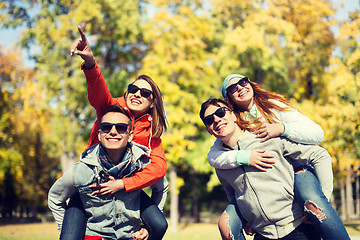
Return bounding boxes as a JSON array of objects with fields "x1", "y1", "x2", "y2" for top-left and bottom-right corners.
[
  {"x1": 254, "y1": 223, "x2": 320, "y2": 240},
  {"x1": 294, "y1": 166, "x2": 350, "y2": 240},
  {"x1": 60, "y1": 191, "x2": 168, "y2": 240},
  {"x1": 223, "y1": 203, "x2": 246, "y2": 240},
  {"x1": 225, "y1": 166, "x2": 350, "y2": 240}
]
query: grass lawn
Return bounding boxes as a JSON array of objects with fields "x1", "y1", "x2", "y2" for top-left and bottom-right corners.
[{"x1": 0, "y1": 220, "x2": 359, "y2": 240}]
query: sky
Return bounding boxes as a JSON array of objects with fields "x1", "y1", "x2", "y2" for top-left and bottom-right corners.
[{"x1": 0, "y1": 0, "x2": 358, "y2": 68}]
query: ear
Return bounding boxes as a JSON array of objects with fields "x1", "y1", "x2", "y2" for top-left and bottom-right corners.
[
  {"x1": 98, "y1": 130, "x2": 101, "y2": 142},
  {"x1": 128, "y1": 131, "x2": 134, "y2": 143}
]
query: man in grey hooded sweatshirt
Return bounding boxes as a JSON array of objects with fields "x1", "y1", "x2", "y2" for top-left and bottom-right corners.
[
  {"x1": 199, "y1": 98, "x2": 334, "y2": 240},
  {"x1": 48, "y1": 104, "x2": 150, "y2": 240}
]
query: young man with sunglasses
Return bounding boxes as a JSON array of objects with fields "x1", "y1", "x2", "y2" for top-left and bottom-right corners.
[
  {"x1": 48, "y1": 104, "x2": 151, "y2": 240},
  {"x1": 199, "y1": 98, "x2": 337, "y2": 240}
]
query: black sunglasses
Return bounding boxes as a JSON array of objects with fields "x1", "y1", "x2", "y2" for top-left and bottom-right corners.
[
  {"x1": 128, "y1": 84, "x2": 153, "y2": 98},
  {"x1": 99, "y1": 122, "x2": 129, "y2": 134},
  {"x1": 226, "y1": 77, "x2": 249, "y2": 95},
  {"x1": 203, "y1": 107, "x2": 230, "y2": 126}
]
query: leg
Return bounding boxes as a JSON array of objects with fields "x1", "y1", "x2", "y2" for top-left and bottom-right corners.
[
  {"x1": 294, "y1": 167, "x2": 350, "y2": 240},
  {"x1": 254, "y1": 223, "x2": 320, "y2": 240},
  {"x1": 140, "y1": 191, "x2": 168, "y2": 240},
  {"x1": 218, "y1": 203, "x2": 246, "y2": 240},
  {"x1": 60, "y1": 192, "x2": 87, "y2": 240}
]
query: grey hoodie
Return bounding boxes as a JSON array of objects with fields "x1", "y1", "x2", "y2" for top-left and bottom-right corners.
[
  {"x1": 215, "y1": 131, "x2": 333, "y2": 239},
  {"x1": 48, "y1": 142, "x2": 150, "y2": 239}
]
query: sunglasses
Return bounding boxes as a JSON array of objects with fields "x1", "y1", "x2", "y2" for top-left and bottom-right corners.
[
  {"x1": 226, "y1": 77, "x2": 249, "y2": 95},
  {"x1": 203, "y1": 107, "x2": 230, "y2": 126},
  {"x1": 128, "y1": 84, "x2": 153, "y2": 98},
  {"x1": 99, "y1": 122, "x2": 129, "y2": 134}
]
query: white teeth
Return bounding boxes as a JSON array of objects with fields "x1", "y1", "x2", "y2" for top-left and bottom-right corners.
[
  {"x1": 107, "y1": 139, "x2": 120, "y2": 142},
  {"x1": 216, "y1": 124, "x2": 226, "y2": 131},
  {"x1": 131, "y1": 99, "x2": 141, "y2": 105},
  {"x1": 239, "y1": 91, "x2": 246, "y2": 97}
]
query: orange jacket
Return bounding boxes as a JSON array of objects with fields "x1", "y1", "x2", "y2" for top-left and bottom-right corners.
[{"x1": 83, "y1": 63, "x2": 167, "y2": 191}]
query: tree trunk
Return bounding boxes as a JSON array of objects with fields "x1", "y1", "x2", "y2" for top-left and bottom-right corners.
[
  {"x1": 191, "y1": 169, "x2": 200, "y2": 223},
  {"x1": 340, "y1": 178, "x2": 346, "y2": 220},
  {"x1": 356, "y1": 175, "x2": 360, "y2": 217},
  {"x1": 170, "y1": 163, "x2": 179, "y2": 232},
  {"x1": 346, "y1": 165, "x2": 355, "y2": 218},
  {"x1": 61, "y1": 151, "x2": 77, "y2": 173}
]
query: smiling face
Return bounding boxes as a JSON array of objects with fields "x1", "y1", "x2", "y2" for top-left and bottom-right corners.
[
  {"x1": 125, "y1": 79, "x2": 154, "y2": 119},
  {"x1": 98, "y1": 112, "x2": 133, "y2": 152},
  {"x1": 204, "y1": 103, "x2": 238, "y2": 142},
  {"x1": 227, "y1": 77, "x2": 254, "y2": 111}
]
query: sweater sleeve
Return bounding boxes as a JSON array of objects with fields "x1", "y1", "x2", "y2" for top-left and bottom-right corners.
[
  {"x1": 150, "y1": 176, "x2": 169, "y2": 211},
  {"x1": 82, "y1": 62, "x2": 116, "y2": 120},
  {"x1": 272, "y1": 101, "x2": 324, "y2": 145},
  {"x1": 122, "y1": 137, "x2": 167, "y2": 191},
  {"x1": 48, "y1": 166, "x2": 77, "y2": 231},
  {"x1": 208, "y1": 139, "x2": 250, "y2": 169},
  {"x1": 282, "y1": 139, "x2": 333, "y2": 199}
]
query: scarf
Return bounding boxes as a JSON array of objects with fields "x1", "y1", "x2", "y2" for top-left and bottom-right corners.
[{"x1": 97, "y1": 143, "x2": 149, "y2": 179}]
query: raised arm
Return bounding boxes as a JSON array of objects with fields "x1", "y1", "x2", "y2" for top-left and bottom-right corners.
[
  {"x1": 70, "y1": 26, "x2": 114, "y2": 120},
  {"x1": 83, "y1": 63, "x2": 115, "y2": 120}
]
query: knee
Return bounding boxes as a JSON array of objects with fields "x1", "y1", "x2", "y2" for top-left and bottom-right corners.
[
  {"x1": 304, "y1": 200, "x2": 326, "y2": 223},
  {"x1": 149, "y1": 218, "x2": 168, "y2": 239},
  {"x1": 218, "y1": 211, "x2": 232, "y2": 240},
  {"x1": 157, "y1": 218, "x2": 168, "y2": 235}
]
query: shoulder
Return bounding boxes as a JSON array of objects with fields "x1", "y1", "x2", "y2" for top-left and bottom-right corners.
[
  {"x1": 115, "y1": 96, "x2": 127, "y2": 108},
  {"x1": 81, "y1": 144, "x2": 99, "y2": 159},
  {"x1": 268, "y1": 99, "x2": 290, "y2": 108}
]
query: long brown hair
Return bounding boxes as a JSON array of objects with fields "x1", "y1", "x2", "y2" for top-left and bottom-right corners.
[
  {"x1": 226, "y1": 81, "x2": 292, "y2": 124},
  {"x1": 128, "y1": 74, "x2": 167, "y2": 138}
]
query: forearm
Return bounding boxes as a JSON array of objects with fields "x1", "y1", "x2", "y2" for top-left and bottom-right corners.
[
  {"x1": 82, "y1": 62, "x2": 113, "y2": 118},
  {"x1": 150, "y1": 177, "x2": 169, "y2": 211},
  {"x1": 123, "y1": 139, "x2": 167, "y2": 191},
  {"x1": 284, "y1": 140, "x2": 333, "y2": 199},
  {"x1": 48, "y1": 170, "x2": 77, "y2": 229},
  {"x1": 308, "y1": 147, "x2": 333, "y2": 199},
  {"x1": 275, "y1": 108, "x2": 324, "y2": 145},
  {"x1": 208, "y1": 139, "x2": 250, "y2": 169}
]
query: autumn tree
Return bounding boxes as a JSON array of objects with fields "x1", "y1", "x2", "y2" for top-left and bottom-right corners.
[
  {"x1": 0, "y1": 0, "x2": 150, "y2": 215},
  {"x1": 0, "y1": 45, "x2": 56, "y2": 217}
]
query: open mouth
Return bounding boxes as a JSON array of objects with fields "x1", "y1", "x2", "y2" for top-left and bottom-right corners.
[
  {"x1": 106, "y1": 138, "x2": 121, "y2": 142},
  {"x1": 130, "y1": 98, "x2": 142, "y2": 105},
  {"x1": 238, "y1": 90, "x2": 248, "y2": 97},
  {"x1": 214, "y1": 122, "x2": 226, "y2": 132}
]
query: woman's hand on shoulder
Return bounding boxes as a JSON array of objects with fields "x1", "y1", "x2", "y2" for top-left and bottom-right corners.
[
  {"x1": 254, "y1": 123, "x2": 284, "y2": 142},
  {"x1": 70, "y1": 26, "x2": 96, "y2": 69}
]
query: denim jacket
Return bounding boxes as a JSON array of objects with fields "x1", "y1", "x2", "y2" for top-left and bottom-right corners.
[{"x1": 48, "y1": 142, "x2": 150, "y2": 239}]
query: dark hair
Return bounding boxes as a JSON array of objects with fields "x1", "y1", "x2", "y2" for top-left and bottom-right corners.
[
  {"x1": 200, "y1": 97, "x2": 259, "y2": 132},
  {"x1": 200, "y1": 98, "x2": 229, "y2": 121},
  {"x1": 100, "y1": 104, "x2": 133, "y2": 130},
  {"x1": 225, "y1": 81, "x2": 292, "y2": 124},
  {"x1": 125, "y1": 74, "x2": 167, "y2": 138}
]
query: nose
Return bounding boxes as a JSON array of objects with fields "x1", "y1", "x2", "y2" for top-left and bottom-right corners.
[
  {"x1": 213, "y1": 115, "x2": 222, "y2": 124},
  {"x1": 109, "y1": 125, "x2": 118, "y2": 135}
]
